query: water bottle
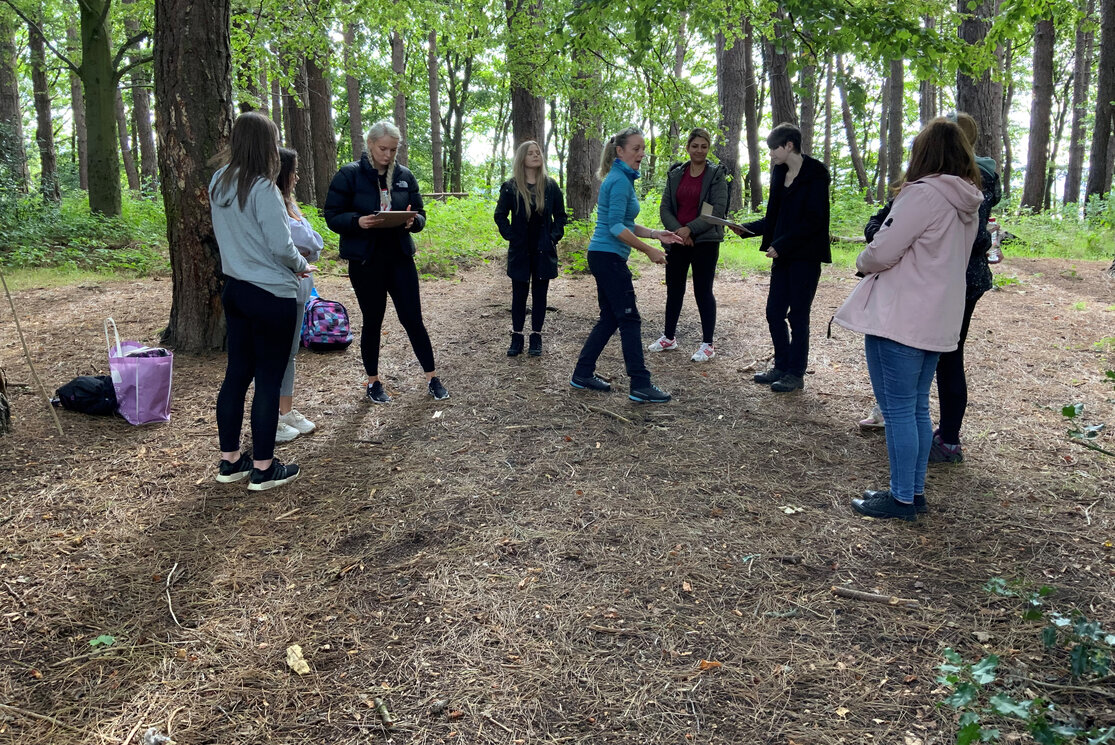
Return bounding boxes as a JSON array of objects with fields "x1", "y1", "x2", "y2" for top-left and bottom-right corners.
[{"x1": 986, "y1": 217, "x2": 1003, "y2": 264}]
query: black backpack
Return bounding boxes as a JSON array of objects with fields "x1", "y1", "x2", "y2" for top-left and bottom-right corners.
[{"x1": 55, "y1": 375, "x2": 118, "y2": 416}]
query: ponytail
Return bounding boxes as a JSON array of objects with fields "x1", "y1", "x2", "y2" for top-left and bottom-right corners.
[{"x1": 598, "y1": 126, "x2": 642, "y2": 179}]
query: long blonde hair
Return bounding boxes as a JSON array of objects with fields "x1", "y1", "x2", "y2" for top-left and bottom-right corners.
[{"x1": 512, "y1": 141, "x2": 547, "y2": 218}]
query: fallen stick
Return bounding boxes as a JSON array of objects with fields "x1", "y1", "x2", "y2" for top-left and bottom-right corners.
[
  {"x1": 165, "y1": 563, "x2": 182, "y2": 627},
  {"x1": 831, "y1": 586, "x2": 919, "y2": 608},
  {"x1": 580, "y1": 404, "x2": 632, "y2": 424},
  {"x1": 0, "y1": 268, "x2": 63, "y2": 436},
  {"x1": 587, "y1": 624, "x2": 645, "y2": 636},
  {"x1": 372, "y1": 697, "x2": 395, "y2": 727}
]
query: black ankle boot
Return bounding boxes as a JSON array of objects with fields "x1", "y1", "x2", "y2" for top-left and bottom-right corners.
[
  {"x1": 528, "y1": 332, "x2": 542, "y2": 356},
  {"x1": 507, "y1": 333, "x2": 524, "y2": 357}
]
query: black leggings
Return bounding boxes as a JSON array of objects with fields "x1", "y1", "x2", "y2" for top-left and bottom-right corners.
[
  {"x1": 348, "y1": 252, "x2": 436, "y2": 377},
  {"x1": 936, "y1": 293, "x2": 981, "y2": 444},
  {"x1": 663, "y1": 241, "x2": 718, "y2": 342},
  {"x1": 217, "y1": 277, "x2": 298, "y2": 462},
  {"x1": 511, "y1": 276, "x2": 550, "y2": 333},
  {"x1": 766, "y1": 259, "x2": 822, "y2": 376}
]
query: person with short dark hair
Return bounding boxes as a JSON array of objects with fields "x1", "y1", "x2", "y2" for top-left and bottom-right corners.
[
  {"x1": 570, "y1": 127, "x2": 683, "y2": 403},
  {"x1": 650, "y1": 127, "x2": 729, "y2": 363},
  {"x1": 730, "y1": 122, "x2": 831, "y2": 392},
  {"x1": 211, "y1": 112, "x2": 312, "y2": 492}
]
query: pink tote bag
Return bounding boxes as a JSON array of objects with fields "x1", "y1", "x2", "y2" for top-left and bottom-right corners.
[{"x1": 104, "y1": 318, "x2": 173, "y2": 425}]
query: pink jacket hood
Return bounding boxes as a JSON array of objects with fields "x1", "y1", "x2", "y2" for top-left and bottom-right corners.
[{"x1": 833, "y1": 174, "x2": 983, "y2": 352}]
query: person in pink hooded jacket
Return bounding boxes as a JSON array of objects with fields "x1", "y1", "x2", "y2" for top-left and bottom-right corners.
[{"x1": 834, "y1": 118, "x2": 983, "y2": 521}]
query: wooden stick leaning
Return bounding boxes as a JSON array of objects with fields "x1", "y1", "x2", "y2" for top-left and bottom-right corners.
[
  {"x1": 0, "y1": 267, "x2": 63, "y2": 436},
  {"x1": 831, "y1": 586, "x2": 920, "y2": 608}
]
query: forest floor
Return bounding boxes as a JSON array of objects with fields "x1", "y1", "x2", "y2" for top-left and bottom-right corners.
[{"x1": 1, "y1": 256, "x2": 1114, "y2": 745}]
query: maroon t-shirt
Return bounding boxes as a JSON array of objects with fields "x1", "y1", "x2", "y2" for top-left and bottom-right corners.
[{"x1": 675, "y1": 168, "x2": 704, "y2": 225}]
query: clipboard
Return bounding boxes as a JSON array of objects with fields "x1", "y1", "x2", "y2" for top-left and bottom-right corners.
[
  {"x1": 368, "y1": 210, "x2": 418, "y2": 228},
  {"x1": 699, "y1": 202, "x2": 752, "y2": 235}
]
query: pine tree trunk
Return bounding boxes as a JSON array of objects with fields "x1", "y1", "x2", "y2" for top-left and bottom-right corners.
[
  {"x1": 566, "y1": 9, "x2": 601, "y2": 221},
  {"x1": 765, "y1": 28, "x2": 796, "y2": 125},
  {"x1": 81, "y1": 0, "x2": 124, "y2": 215},
  {"x1": 68, "y1": 25, "x2": 88, "y2": 190},
  {"x1": 1001, "y1": 41, "x2": 1014, "y2": 197},
  {"x1": 507, "y1": 0, "x2": 546, "y2": 149},
  {"x1": 823, "y1": 56, "x2": 833, "y2": 172},
  {"x1": 886, "y1": 59, "x2": 905, "y2": 192},
  {"x1": 391, "y1": 29, "x2": 408, "y2": 166},
  {"x1": 836, "y1": 54, "x2": 871, "y2": 199},
  {"x1": 257, "y1": 67, "x2": 269, "y2": 119},
  {"x1": 1086, "y1": 0, "x2": 1115, "y2": 203},
  {"x1": 919, "y1": 18, "x2": 937, "y2": 125},
  {"x1": 715, "y1": 28, "x2": 746, "y2": 214},
  {"x1": 1044, "y1": 77, "x2": 1071, "y2": 211},
  {"x1": 799, "y1": 60, "x2": 817, "y2": 154},
  {"x1": 742, "y1": 20, "x2": 762, "y2": 210},
  {"x1": 957, "y1": 0, "x2": 1004, "y2": 165},
  {"x1": 1021, "y1": 19, "x2": 1055, "y2": 211},
  {"x1": 0, "y1": 12, "x2": 28, "y2": 192},
  {"x1": 282, "y1": 56, "x2": 316, "y2": 205},
  {"x1": 270, "y1": 76, "x2": 281, "y2": 134},
  {"x1": 28, "y1": 22, "x2": 59, "y2": 202},
  {"x1": 428, "y1": 30, "x2": 443, "y2": 193},
  {"x1": 123, "y1": 7, "x2": 157, "y2": 192},
  {"x1": 115, "y1": 88, "x2": 141, "y2": 191},
  {"x1": 344, "y1": 23, "x2": 363, "y2": 162},
  {"x1": 875, "y1": 74, "x2": 890, "y2": 203},
  {"x1": 306, "y1": 54, "x2": 337, "y2": 209},
  {"x1": 156, "y1": 0, "x2": 234, "y2": 352},
  {"x1": 667, "y1": 25, "x2": 687, "y2": 157},
  {"x1": 1064, "y1": 0, "x2": 1095, "y2": 205}
]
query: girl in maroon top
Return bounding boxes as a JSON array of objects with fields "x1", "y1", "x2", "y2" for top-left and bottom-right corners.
[{"x1": 652, "y1": 128, "x2": 730, "y2": 362}]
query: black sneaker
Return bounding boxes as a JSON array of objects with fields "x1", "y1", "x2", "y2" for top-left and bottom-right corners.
[
  {"x1": 528, "y1": 332, "x2": 542, "y2": 357},
  {"x1": 366, "y1": 381, "x2": 391, "y2": 404},
  {"x1": 248, "y1": 458, "x2": 301, "y2": 492},
  {"x1": 570, "y1": 374, "x2": 611, "y2": 392},
  {"x1": 770, "y1": 373, "x2": 804, "y2": 392},
  {"x1": 216, "y1": 452, "x2": 252, "y2": 483},
  {"x1": 851, "y1": 490, "x2": 917, "y2": 521},
  {"x1": 507, "y1": 333, "x2": 524, "y2": 357},
  {"x1": 753, "y1": 367, "x2": 784, "y2": 384},
  {"x1": 629, "y1": 383, "x2": 672, "y2": 403},
  {"x1": 428, "y1": 376, "x2": 450, "y2": 400},
  {"x1": 863, "y1": 488, "x2": 927, "y2": 514}
]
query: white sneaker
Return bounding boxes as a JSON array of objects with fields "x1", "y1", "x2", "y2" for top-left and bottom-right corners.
[
  {"x1": 648, "y1": 335, "x2": 677, "y2": 352},
  {"x1": 279, "y1": 408, "x2": 316, "y2": 434},
  {"x1": 691, "y1": 342, "x2": 716, "y2": 362},
  {"x1": 275, "y1": 421, "x2": 301, "y2": 443}
]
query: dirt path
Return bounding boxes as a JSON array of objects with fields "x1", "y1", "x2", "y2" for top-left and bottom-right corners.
[{"x1": 1, "y1": 257, "x2": 1113, "y2": 744}]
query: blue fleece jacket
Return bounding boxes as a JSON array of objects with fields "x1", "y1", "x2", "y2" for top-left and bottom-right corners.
[{"x1": 588, "y1": 159, "x2": 640, "y2": 259}]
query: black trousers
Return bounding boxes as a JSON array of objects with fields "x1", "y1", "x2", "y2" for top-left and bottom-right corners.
[
  {"x1": 765, "y1": 259, "x2": 822, "y2": 376},
  {"x1": 573, "y1": 251, "x2": 651, "y2": 389},
  {"x1": 217, "y1": 277, "x2": 297, "y2": 462},
  {"x1": 663, "y1": 241, "x2": 718, "y2": 343},
  {"x1": 935, "y1": 292, "x2": 982, "y2": 444},
  {"x1": 348, "y1": 251, "x2": 436, "y2": 377},
  {"x1": 511, "y1": 276, "x2": 550, "y2": 333}
]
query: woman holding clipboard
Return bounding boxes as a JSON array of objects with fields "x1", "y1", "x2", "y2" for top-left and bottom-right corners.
[{"x1": 324, "y1": 120, "x2": 449, "y2": 403}]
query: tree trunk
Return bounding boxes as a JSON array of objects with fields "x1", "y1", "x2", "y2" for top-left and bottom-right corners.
[
  {"x1": 1064, "y1": 0, "x2": 1095, "y2": 205},
  {"x1": 799, "y1": 59, "x2": 817, "y2": 154},
  {"x1": 566, "y1": 6, "x2": 601, "y2": 220},
  {"x1": 428, "y1": 30, "x2": 443, "y2": 193},
  {"x1": 156, "y1": 0, "x2": 234, "y2": 352},
  {"x1": 28, "y1": 21, "x2": 59, "y2": 202},
  {"x1": 957, "y1": 0, "x2": 1004, "y2": 164},
  {"x1": 81, "y1": 0, "x2": 123, "y2": 215},
  {"x1": 115, "y1": 88, "x2": 141, "y2": 190},
  {"x1": 444, "y1": 45, "x2": 473, "y2": 195},
  {"x1": 667, "y1": 23, "x2": 687, "y2": 157},
  {"x1": 823, "y1": 55, "x2": 833, "y2": 172},
  {"x1": 257, "y1": 66, "x2": 269, "y2": 118},
  {"x1": 344, "y1": 22, "x2": 363, "y2": 162},
  {"x1": 836, "y1": 54, "x2": 871, "y2": 199},
  {"x1": 67, "y1": 25, "x2": 88, "y2": 190},
  {"x1": 306, "y1": 53, "x2": 337, "y2": 209},
  {"x1": 919, "y1": 17, "x2": 937, "y2": 125},
  {"x1": 551, "y1": 97, "x2": 565, "y2": 188},
  {"x1": 269, "y1": 74, "x2": 281, "y2": 134},
  {"x1": 1086, "y1": 0, "x2": 1115, "y2": 203},
  {"x1": 765, "y1": 26, "x2": 796, "y2": 125},
  {"x1": 715, "y1": 28, "x2": 746, "y2": 213},
  {"x1": 282, "y1": 56, "x2": 316, "y2": 205},
  {"x1": 742, "y1": 19, "x2": 762, "y2": 210},
  {"x1": 0, "y1": 12, "x2": 28, "y2": 192},
  {"x1": 1001, "y1": 40, "x2": 1014, "y2": 197},
  {"x1": 886, "y1": 59, "x2": 905, "y2": 192},
  {"x1": 875, "y1": 74, "x2": 890, "y2": 202},
  {"x1": 123, "y1": 4, "x2": 157, "y2": 192},
  {"x1": 1021, "y1": 18, "x2": 1054, "y2": 211},
  {"x1": 507, "y1": 0, "x2": 546, "y2": 148},
  {"x1": 391, "y1": 29, "x2": 408, "y2": 166},
  {"x1": 1045, "y1": 75, "x2": 1071, "y2": 211}
]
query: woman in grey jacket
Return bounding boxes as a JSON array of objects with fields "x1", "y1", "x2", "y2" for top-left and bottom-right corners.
[{"x1": 650, "y1": 128, "x2": 729, "y2": 362}]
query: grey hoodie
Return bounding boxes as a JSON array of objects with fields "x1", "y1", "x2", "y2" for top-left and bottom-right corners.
[
  {"x1": 834, "y1": 174, "x2": 983, "y2": 353},
  {"x1": 209, "y1": 166, "x2": 308, "y2": 299}
]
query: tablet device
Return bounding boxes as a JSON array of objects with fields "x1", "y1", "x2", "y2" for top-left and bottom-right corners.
[{"x1": 369, "y1": 211, "x2": 418, "y2": 228}]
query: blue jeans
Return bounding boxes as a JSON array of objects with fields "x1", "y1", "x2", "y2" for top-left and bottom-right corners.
[
  {"x1": 864, "y1": 335, "x2": 941, "y2": 502},
  {"x1": 573, "y1": 251, "x2": 651, "y2": 389}
]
